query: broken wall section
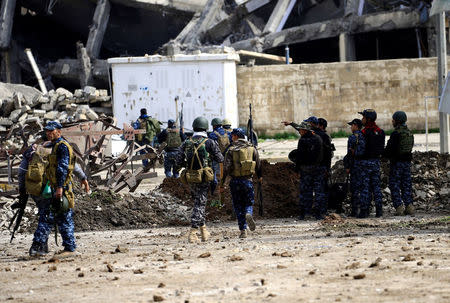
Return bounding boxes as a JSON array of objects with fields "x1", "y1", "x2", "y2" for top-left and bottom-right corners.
[{"x1": 236, "y1": 57, "x2": 442, "y2": 134}]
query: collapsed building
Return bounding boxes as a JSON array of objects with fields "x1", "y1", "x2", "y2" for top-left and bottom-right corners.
[{"x1": 0, "y1": 0, "x2": 441, "y2": 91}]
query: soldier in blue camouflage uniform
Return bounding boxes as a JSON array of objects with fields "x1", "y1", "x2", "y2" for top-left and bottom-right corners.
[
  {"x1": 25, "y1": 122, "x2": 89, "y2": 257},
  {"x1": 208, "y1": 118, "x2": 229, "y2": 193},
  {"x1": 157, "y1": 119, "x2": 186, "y2": 178},
  {"x1": 221, "y1": 128, "x2": 262, "y2": 238},
  {"x1": 383, "y1": 111, "x2": 415, "y2": 216},
  {"x1": 343, "y1": 119, "x2": 365, "y2": 217},
  {"x1": 286, "y1": 121, "x2": 325, "y2": 220},
  {"x1": 178, "y1": 117, "x2": 224, "y2": 243},
  {"x1": 358, "y1": 109, "x2": 385, "y2": 218}
]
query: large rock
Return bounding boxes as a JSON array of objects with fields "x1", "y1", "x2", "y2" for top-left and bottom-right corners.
[{"x1": 55, "y1": 87, "x2": 73, "y2": 99}]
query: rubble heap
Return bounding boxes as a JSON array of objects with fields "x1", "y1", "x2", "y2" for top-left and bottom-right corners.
[
  {"x1": 0, "y1": 83, "x2": 112, "y2": 132},
  {"x1": 0, "y1": 187, "x2": 191, "y2": 234},
  {"x1": 331, "y1": 151, "x2": 450, "y2": 213}
]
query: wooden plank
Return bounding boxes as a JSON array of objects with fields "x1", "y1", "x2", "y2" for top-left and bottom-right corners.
[
  {"x1": 237, "y1": 49, "x2": 291, "y2": 64},
  {"x1": 86, "y1": 0, "x2": 111, "y2": 59}
]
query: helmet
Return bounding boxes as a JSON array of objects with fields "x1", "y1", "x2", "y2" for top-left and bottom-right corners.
[
  {"x1": 168, "y1": 119, "x2": 175, "y2": 128},
  {"x1": 211, "y1": 118, "x2": 222, "y2": 127},
  {"x1": 231, "y1": 128, "x2": 245, "y2": 138},
  {"x1": 358, "y1": 109, "x2": 377, "y2": 121},
  {"x1": 222, "y1": 118, "x2": 232, "y2": 126},
  {"x1": 392, "y1": 111, "x2": 407, "y2": 124},
  {"x1": 304, "y1": 116, "x2": 318, "y2": 125},
  {"x1": 192, "y1": 117, "x2": 208, "y2": 131}
]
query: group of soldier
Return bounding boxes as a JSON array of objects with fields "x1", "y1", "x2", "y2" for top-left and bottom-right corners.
[
  {"x1": 13, "y1": 105, "x2": 415, "y2": 256},
  {"x1": 282, "y1": 108, "x2": 414, "y2": 221}
]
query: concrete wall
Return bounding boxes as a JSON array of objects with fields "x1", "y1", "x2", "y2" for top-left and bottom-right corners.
[{"x1": 236, "y1": 58, "x2": 441, "y2": 135}]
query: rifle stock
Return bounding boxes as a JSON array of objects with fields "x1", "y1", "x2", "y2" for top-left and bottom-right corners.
[{"x1": 9, "y1": 192, "x2": 29, "y2": 243}]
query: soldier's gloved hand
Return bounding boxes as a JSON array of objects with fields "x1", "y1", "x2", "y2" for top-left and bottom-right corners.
[
  {"x1": 281, "y1": 121, "x2": 292, "y2": 126},
  {"x1": 81, "y1": 179, "x2": 90, "y2": 193},
  {"x1": 55, "y1": 187, "x2": 63, "y2": 199}
]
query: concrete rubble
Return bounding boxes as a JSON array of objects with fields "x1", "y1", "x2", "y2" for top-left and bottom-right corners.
[{"x1": 0, "y1": 83, "x2": 111, "y2": 131}]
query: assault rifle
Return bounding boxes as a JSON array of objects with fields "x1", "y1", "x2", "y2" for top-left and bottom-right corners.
[
  {"x1": 8, "y1": 191, "x2": 29, "y2": 243},
  {"x1": 247, "y1": 103, "x2": 263, "y2": 216}
]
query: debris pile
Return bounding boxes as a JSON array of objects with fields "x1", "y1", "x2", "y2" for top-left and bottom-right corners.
[
  {"x1": 0, "y1": 83, "x2": 111, "y2": 133},
  {"x1": 0, "y1": 188, "x2": 191, "y2": 234},
  {"x1": 331, "y1": 151, "x2": 450, "y2": 213}
]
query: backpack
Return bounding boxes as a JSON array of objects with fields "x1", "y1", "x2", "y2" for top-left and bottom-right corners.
[
  {"x1": 137, "y1": 117, "x2": 161, "y2": 142},
  {"x1": 25, "y1": 146, "x2": 50, "y2": 196},
  {"x1": 166, "y1": 128, "x2": 182, "y2": 149},
  {"x1": 229, "y1": 144, "x2": 256, "y2": 177},
  {"x1": 363, "y1": 128, "x2": 385, "y2": 159},
  {"x1": 180, "y1": 138, "x2": 214, "y2": 184},
  {"x1": 397, "y1": 126, "x2": 414, "y2": 155},
  {"x1": 214, "y1": 131, "x2": 230, "y2": 154}
]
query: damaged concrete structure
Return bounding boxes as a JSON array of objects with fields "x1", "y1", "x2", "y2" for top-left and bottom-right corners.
[{"x1": 0, "y1": 0, "x2": 442, "y2": 90}]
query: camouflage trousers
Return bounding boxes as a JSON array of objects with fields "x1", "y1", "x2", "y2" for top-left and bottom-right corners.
[
  {"x1": 359, "y1": 159, "x2": 383, "y2": 211},
  {"x1": 299, "y1": 166, "x2": 327, "y2": 216},
  {"x1": 389, "y1": 161, "x2": 413, "y2": 208},
  {"x1": 229, "y1": 178, "x2": 254, "y2": 230},
  {"x1": 349, "y1": 160, "x2": 364, "y2": 212},
  {"x1": 189, "y1": 182, "x2": 209, "y2": 228},
  {"x1": 32, "y1": 197, "x2": 76, "y2": 252},
  {"x1": 164, "y1": 151, "x2": 179, "y2": 178},
  {"x1": 212, "y1": 161, "x2": 220, "y2": 186}
]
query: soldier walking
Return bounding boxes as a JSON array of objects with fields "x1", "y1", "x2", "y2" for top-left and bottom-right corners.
[
  {"x1": 384, "y1": 111, "x2": 415, "y2": 216},
  {"x1": 178, "y1": 117, "x2": 223, "y2": 243},
  {"x1": 221, "y1": 128, "x2": 261, "y2": 238},
  {"x1": 157, "y1": 119, "x2": 186, "y2": 178}
]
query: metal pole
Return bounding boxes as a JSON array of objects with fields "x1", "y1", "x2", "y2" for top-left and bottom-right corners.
[
  {"x1": 436, "y1": 12, "x2": 449, "y2": 153},
  {"x1": 24, "y1": 48, "x2": 48, "y2": 94},
  {"x1": 285, "y1": 45, "x2": 290, "y2": 64},
  {"x1": 424, "y1": 96, "x2": 440, "y2": 152}
]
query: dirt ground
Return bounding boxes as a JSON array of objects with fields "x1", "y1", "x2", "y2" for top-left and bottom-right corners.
[{"x1": 0, "y1": 215, "x2": 449, "y2": 303}]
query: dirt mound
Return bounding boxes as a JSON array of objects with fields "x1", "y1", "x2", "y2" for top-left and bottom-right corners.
[{"x1": 159, "y1": 160, "x2": 300, "y2": 220}]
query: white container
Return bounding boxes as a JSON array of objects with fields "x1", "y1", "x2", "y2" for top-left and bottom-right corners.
[{"x1": 107, "y1": 53, "x2": 240, "y2": 131}]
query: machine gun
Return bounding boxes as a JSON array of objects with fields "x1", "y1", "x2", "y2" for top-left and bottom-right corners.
[{"x1": 8, "y1": 191, "x2": 29, "y2": 243}]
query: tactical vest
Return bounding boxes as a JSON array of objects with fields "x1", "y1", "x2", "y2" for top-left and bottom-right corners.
[
  {"x1": 166, "y1": 128, "x2": 182, "y2": 149},
  {"x1": 229, "y1": 144, "x2": 256, "y2": 177},
  {"x1": 25, "y1": 146, "x2": 51, "y2": 196},
  {"x1": 396, "y1": 126, "x2": 414, "y2": 155},
  {"x1": 46, "y1": 139, "x2": 75, "y2": 208},
  {"x1": 363, "y1": 128, "x2": 385, "y2": 159},
  {"x1": 136, "y1": 117, "x2": 161, "y2": 142},
  {"x1": 214, "y1": 131, "x2": 230, "y2": 153},
  {"x1": 181, "y1": 137, "x2": 214, "y2": 184}
]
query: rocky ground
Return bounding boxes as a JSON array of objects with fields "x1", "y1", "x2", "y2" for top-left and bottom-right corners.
[{"x1": 0, "y1": 215, "x2": 448, "y2": 302}]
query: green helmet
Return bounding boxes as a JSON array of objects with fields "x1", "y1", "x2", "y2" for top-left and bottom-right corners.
[
  {"x1": 222, "y1": 118, "x2": 231, "y2": 126},
  {"x1": 192, "y1": 117, "x2": 208, "y2": 131},
  {"x1": 211, "y1": 118, "x2": 222, "y2": 127},
  {"x1": 392, "y1": 111, "x2": 407, "y2": 124}
]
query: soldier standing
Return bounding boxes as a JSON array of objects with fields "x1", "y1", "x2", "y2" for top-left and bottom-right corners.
[
  {"x1": 343, "y1": 119, "x2": 365, "y2": 217},
  {"x1": 222, "y1": 118, "x2": 233, "y2": 142},
  {"x1": 208, "y1": 118, "x2": 230, "y2": 192},
  {"x1": 157, "y1": 119, "x2": 186, "y2": 178},
  {"x1": 358, "y1": 109, "x2": 385, "y2": 218},
  {"x1": 383, "y1": 111, "x2": 415, "y2": 216},
  {"x1": 294, "y1": 122, "x2": 325, "y2": 220},
  {"x1": 179, "y1": 117, "x2": 223, "y2": 243},
  {"x1": 220, "y1": 128, "x2": 261, "y2": 238},
  {"x1": 36, "y1": 121, "x2": 78, "y2": 257}
]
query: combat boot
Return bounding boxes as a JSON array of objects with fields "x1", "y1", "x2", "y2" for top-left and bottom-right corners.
[
  {"x1": 199, "y1": 225, "x2": 210, "y2": 242},
  {"x1": 239, "y1": 229, "x2": 247, "y2": 238},
  {"x1": 188, "y1": 228, "x2": 199, "y2": 243},
  {"x1": 375, "y1": 207, "x2": 383, "y2": 218},
  {"x1": 349, "y1": 209, "x2": 358, "y2": 217},
  {"x1": 357, "y1": 209, "x2": 369, "y2": 218},
  {"x1": 405, "y1": 204, "x2": 415, "y2": 216},
  {"x1": 394, "y1": 205, "x2": 405, "y2": 216},
  {"x1": 29, "y1": 242, "x2": 40, "y2": 257},
  {"x1": 245, "y1": 213, "x2": 256, "y2": 231}
]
